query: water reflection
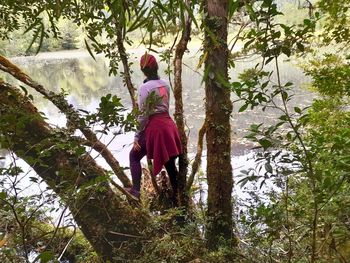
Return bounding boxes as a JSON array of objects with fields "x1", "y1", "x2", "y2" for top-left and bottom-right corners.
[
  {"x1": 0, "y1": 149, "x2": 7, "y2": 168},
  {"x1": 1, "y1": 50, "x2": 313, "y2": 156}
]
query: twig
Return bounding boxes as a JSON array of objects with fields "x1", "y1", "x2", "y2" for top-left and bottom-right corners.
[
  {"x1": 43, "y1": 206, "x2": 69, "y2": 253},
  {"x1": 186, "y1": 118, "x2": 206, "y2": 192},
  {"x1": 229, "y1": 23, "x2": 247, "y2": 52},
  {"x1": 108, "y1": 230, "x2": 143, "y2": 238},
  {"x1": 57, "y1": 226, "x2": 77, "y2": 261}
]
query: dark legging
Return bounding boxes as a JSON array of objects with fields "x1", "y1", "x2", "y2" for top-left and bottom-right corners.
[
  {"x1": 164, "y1": 157, "x2": 178, "y2": 200},
  {"x1": 129, "y1": 133, "x2": 178, "y2": 197}
]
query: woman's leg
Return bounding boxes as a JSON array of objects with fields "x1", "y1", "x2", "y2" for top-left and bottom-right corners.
[
  {"x1": 164, "y1": 157, "x2": 179, "y2": 206},
  {"x1": 129, "y1": 133, "x2": 147, "y2": 194}
]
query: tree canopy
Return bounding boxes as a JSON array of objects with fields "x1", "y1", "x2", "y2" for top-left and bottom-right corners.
[{"x1": 0, "y1": 0, "x2": 349, "y2": 262}]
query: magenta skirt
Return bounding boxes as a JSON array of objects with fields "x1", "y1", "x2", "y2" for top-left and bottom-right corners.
[{"x1": 145, "y1": 112, "x2": 182, "y2": 175}]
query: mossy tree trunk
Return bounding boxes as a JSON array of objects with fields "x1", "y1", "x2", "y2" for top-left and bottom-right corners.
[
  {"x1": 0, "y1": 81, "x2": 148, "y2": 261},
  {"x1": 203, "y1": 0, "x2": 234, "y2": 249},
  {"x1": 173, "y1": 11, "x2": 192, "y2": 207}
]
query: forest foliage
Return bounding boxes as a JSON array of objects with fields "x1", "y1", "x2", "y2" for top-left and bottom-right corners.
[{"x1": 0, "y1": 0, "x2": 349, "y2": 262}]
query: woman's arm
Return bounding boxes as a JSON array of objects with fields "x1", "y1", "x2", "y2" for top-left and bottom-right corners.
[{"x1": 134, "y1": 85, "x2": 149, "y2": 141}]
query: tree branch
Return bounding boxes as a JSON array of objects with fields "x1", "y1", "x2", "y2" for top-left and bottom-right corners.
[
  {"x1": 186, "y1": 119, "x2": 207, "y2": 192},
  {"x1": 115, "y1": 25, "x2": 138, "y2": 111},
  {"x1": 0, "y1": 55, "x2": 131, "y2": 187}
]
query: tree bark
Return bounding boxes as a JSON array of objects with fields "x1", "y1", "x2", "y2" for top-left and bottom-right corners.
[
  {"x1": 0, "y1": 81, "x2": 148, "y2": 261},
  {"x1": 204, "y1": 0, "x2": 234, "y2": 249},
  {"x1": 173, "y1": 12, "x2": 192, "y2": 207}
]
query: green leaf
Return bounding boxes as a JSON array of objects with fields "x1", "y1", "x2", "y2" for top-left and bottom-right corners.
[
  {"x1": 84, "y1": 39, "x2": 96, "y2": 61},
  {"x1": 244, "y1": 38, "x2": 255, "y2": 49},
  {"x1": 0, "y1": 192, "x2": 7, "y2": 199},
  {"x1": 281, "y1": 91, "x2": 288, "y2": 101},
  {"x1": 231, "y1": 82, "x2": 241, "y2": 88},
  {"x1": 29, "y1": 177, "x2": 39, "y2": 183},
  {"x1": 303, "y1": 19, "x2": 311, "y2": 26},
  {"x1": 182, "y1": 0, "x2": 199, "y2": 28},
  {"x1": 280, "y1": 24, "x2": 292, "y2": 35},
  {"x1": 75, "y1": 146, "x2": 86, "y2": 155},
  {"x1": 294, "y1": 107, "x2": 302, "y2": 114},
  {"x1": 265, "y1": 57, "x2": 274, "y2": 65},
  {"x1": 34, "y1": 251, "x2": 54, "y2": 263},
  {"x1": 228, "y1": 1, "x2": 240, "y2": 20},
  {"x1": 279, "y1": 114, "x2": 288, "y2": 121},
  {"x1": 153, "y1": 9, "x2": 167, "y2": 33},
  {"x1": 23, "y1": 18, "x2": 41, "y2": 34},
  {"x1": 35, "y1": 23, "x2": 45, "y2": 55},
  {"x1": 258, "y1": 138, "x2": 272, "y2": 149},
  {"x1": 178, "y1": 0, "x2": 186, "y2": 30},
  {"x1": 250, "y1": 123, "x2": 262, "y2": 132},
  {"x1": 281, "y1": 46, "x2": 291, "y2": 57},
  {"x1": 261, "y1": 81, "x2": 269, "y2": 88},
  {"x1": 19, "y1": 85, "x2": 28, "y2": 96},
  {"x1": 246, "y1": 4, "x2": 257, "y2": 20},
  {"x1": 237, "y1": 177, "x2": 249, "y2": 187},
  {"x1": 273, "y1": 31, "x2": 281, "y2": 39},
  {"x1": 25, "y1": 23, "x2": 42, "y2": 54},
  {"x1": 296, "y1": 42, "x2": 304, "y2": 52},
  {"x1": 265, "y1": 163, "x2": 273, "y2": 173},
  {"x1": 239, "y1": 103, "x2": 248, "y2": 112},
  {"x1": 127, "y1": 2, "x2": 149, "y2": 33}
]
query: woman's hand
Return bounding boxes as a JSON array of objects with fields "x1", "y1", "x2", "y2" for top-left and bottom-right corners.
[{"x1": 133, "y1": 140, "x2": 141, "y2": 151}]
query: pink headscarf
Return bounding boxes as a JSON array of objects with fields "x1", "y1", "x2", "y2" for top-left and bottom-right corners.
[{"x1": 140, "y1": 53, "x2": 158, "y2": 69}]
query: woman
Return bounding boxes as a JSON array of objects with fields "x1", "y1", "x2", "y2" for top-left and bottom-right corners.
[{"x1": 128, "y1": 53, "x2": 182, "y2": 205}]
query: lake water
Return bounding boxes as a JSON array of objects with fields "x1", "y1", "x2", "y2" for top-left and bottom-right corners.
[
  {"x1": 4, "y1": 49, "x2": 313, "y2": 152},
  {"x1": 0, "y1": 49, "x2": 314, "y2": 199}
]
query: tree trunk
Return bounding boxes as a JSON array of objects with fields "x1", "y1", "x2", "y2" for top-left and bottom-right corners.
[
  {"x1": 0, "y1": 81, "x2": 148, "y2": 261},
  {"x1": 203, "y1": 0, "x2": 234, "y2": 249},
  {"x1": 173, "y1": 13, "x2": 191, "y2": 207},
  {"x1": 116, "y1": 26, "x2": 138, "y2": 111}
]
